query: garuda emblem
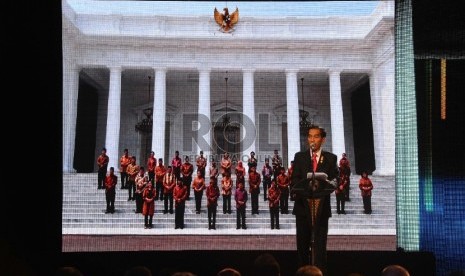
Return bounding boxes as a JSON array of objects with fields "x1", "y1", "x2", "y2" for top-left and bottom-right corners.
[{"x1": 214, "y1": 7, "x2": 239, "y2": 33}]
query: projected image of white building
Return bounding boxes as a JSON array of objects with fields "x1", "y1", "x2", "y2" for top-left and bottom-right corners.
[{"x1": 62, "y1": 0, "x2": 395, "y2": 251}]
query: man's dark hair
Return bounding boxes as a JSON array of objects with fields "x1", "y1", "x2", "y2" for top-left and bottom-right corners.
[
  {"x1": 56, "y1": 266, "x2": 84, "y2": 276},
  {"x1": 252, "y1": 253, "x2": 280, "y2": 276},
  {"x1": 124, "y1": 265, "x2": 152, "y2": 276},
  {"x1": 308, "y1": 125, "x2": 326, "y2": 138}
]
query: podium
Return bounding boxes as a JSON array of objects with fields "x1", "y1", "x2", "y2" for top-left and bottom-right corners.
[
  {"x1": 291, "y1": 172, "x2": 335, "y2": 198},
  {"x1": 291, "y1": 172, "x2": 336, "y2": 265}
]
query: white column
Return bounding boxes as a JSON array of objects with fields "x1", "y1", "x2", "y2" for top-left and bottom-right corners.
[
  {"x1": 382, "y1": 62, "x2": 395, "y2": 175},
  {"x1": 198, "y1": 68, "x2": 211, "y2": 159},
  {"x1": 62, "y1": 62, "x2": 80, "y2": 173},
  {"x1": 285, "y1": 69, "x2": 300, "y2": 168},
  {"x1": 151, "y1": 68, "x2": 167, "y2": 162},
  {"x1": 329, "y1": 70, "x2": 346, "y2": 159},
  {"x1": 369, "y1": 72, "x2": 382, "y2": 175},
  {"x1": 370, "y1": 66, "x2": 395, "y2": 175},
  {"x1": 105, "y1": 66, "x2": 122, "y2": 171},
  {"x1": 242, "y1": 68, "x2": 256, "y2": 157}
]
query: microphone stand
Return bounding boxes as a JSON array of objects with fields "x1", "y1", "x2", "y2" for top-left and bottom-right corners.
[{"x1": 309, "y1": 147, "x2": 316, "y2": 266}]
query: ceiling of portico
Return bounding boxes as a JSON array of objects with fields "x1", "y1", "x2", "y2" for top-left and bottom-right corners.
[
  {"x1": 80, "y1": 67, "x2": 368, "y2": 105},
  {"x1": 82, "y1": 67, "x2": 368, "y2": 88}
]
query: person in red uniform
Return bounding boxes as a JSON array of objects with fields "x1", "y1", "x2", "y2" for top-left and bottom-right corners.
[
  {"x1": 209, "y1": 160, "x2": 219, "y2": 184},
  {"x1": 339, "y1": 153, "x2": 351, "y2": 201},
  {"x1": 196, "y1": 150, "x2": 207, "y2": 178},
  {"x1": 173, "y1": 179, "x2": 188, "y2": 229},
  {"x1": 234, "y1": 181, "x2": 248, "y2": 229},
  {"x1": 181, "y1": 155, "x2": 194, "y2": 200},
  {"x1": 288, "y1": 160, "x2": 296, "y2": 201},
  {"x1": 277, "y1": 167, "x2": 290, "y2": 214},
  {"x1": 97, "y1": 147, "x2": 109, "y2": 189},
  {"x1": 268, "y1": 180, "x2": 281, "y2": 229},
  {"x1": 104, "y1": 167, "x2": 117, "y2": 214},
  {"x1": 162, "y1": 166, "x2": 175, "y2": 214},
  {"x1": 206, "y1": 175, "x2": 220, "y2": 230},
  {"x1": 248, "y1": 166, "x2": 261, "y2": 215},
  {"x1": 272, "y1": 149, "x2": 283, "y2": 180},
  {"x1": 142, "y1": 183, "x2": 156, "y2": 229},
  {"x1": 155, "y1": 158, "x2": 166, "y2": 201},
  {"x1": 146, "y1": 151, "x2": 156, "y2": 186},
  {"x1": 192, "y1": 170, "x2": 206, "y2": 214},
  {"x1": 221, "y1": 152, "x2": 232, "y2": 177},
  {"x1": 119, "y1": 148, "x2": 131, "y2": 189},
  {"x1": 247, "y1": 151, "x2": 257, "y2": 173},
  {"x1": 134, "y1": 167, "x2": 148, "y2": 213},
  {"x1": 126, "y1": 156, "x2": 140, "y2": 201},
  {"x1": 359, "y1": 171, "x2": 373, "y2": 214},
  {"x1": 235, "y1": 161, "x2": 246, "y2": 189},
  {"x1": 262, "y1": 158, "x2": 273, "y2": 201},
  {"x1": 221, "y1": 172, "x2": 233, "y2": 214},
  {"x1": 171, "y1": 150, "x2": 182, "y2": 180},
  {"x1": 336, "y1": 173, "x2": 348, "y2": 214}
]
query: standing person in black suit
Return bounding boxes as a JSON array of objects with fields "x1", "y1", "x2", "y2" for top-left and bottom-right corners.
[{"x1": 291, "y1": 125, "x2": 338, "y2": 275}]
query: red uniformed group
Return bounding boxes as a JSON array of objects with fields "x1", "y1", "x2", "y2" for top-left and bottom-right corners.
[
  {"x1": 96, "y1": 148, "x2": 372, "y2": 230},
  {"x1": 97, "y1": 149, "x2": 290, "y2": 230}
]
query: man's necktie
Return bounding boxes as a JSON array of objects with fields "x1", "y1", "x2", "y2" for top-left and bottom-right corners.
[{"x1": 312, "y1": 153, "x2": 318, "y2": 172}]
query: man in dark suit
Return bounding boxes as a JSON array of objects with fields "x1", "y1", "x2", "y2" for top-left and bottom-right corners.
[{"x1": 291, "y1": 125, "x2": 338, "y2": 275}]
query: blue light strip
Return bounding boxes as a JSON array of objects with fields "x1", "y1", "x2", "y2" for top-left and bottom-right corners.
[
  {"x1": 395, "y1": 0, "x2": 419, "y2": 251},
  {"x1": 424, "y1": 60, "x2": 433, "y2": 212}
]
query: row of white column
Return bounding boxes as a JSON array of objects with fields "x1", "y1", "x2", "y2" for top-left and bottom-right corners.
[{"x1": 63, "y1": 66, "x2": 346, "y2": 172}]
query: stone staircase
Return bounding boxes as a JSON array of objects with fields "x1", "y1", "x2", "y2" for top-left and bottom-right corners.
[{"x1": 62, "y1": 173, "x2": 395, "y2": 236}]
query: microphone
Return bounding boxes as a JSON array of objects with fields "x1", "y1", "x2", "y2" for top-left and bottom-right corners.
[{"x1": 310, "y1": 143, "x2": 315, "y2": 152}]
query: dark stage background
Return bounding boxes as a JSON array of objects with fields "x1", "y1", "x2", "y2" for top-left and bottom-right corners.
[{"x1": 3, "y1": 0, "x2": 464, "y2": 275}]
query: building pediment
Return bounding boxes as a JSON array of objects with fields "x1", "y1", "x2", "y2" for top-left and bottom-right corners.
[{"x1": 63, "y1": 0, "x2": 394, "y2": 50}]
